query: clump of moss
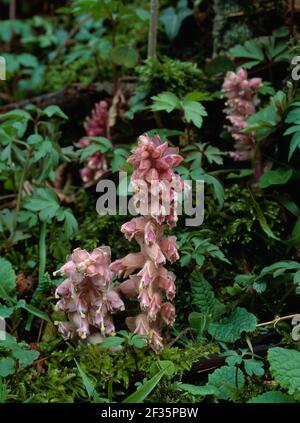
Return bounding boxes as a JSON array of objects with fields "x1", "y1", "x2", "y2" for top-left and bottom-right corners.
[
  {"x1": 9, "y1": 341, "x2": 217, "y2": 403},
  {"x1": 136, "y1": 56, "x2": 207, "y2": 98}
]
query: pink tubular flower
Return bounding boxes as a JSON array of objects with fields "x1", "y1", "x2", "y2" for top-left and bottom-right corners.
[
  {"x1": 77, "y1": 101, "x2": 109, "y2": 188},
  {"x1": 222, "y1": 69, "x2": 262, "y2": 161},
  {"x1": 54, "y1": 247, "x2": 124, "y2": 341},
  {"x1": 111, "y1": 134, "x2": 183, "y2": 352}
]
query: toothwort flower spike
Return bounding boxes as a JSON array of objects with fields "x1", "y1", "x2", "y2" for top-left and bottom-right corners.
[
  {"x1": 77, "y1": 101, "x2": 109, "y2": 188},
  {"x1": 111, "y1": 134, "x2": 183, "y2": 352},
  {"x1": 222, "y1": 69, "x2": 262, "y2": 161},
  {"x1": 54, "y1": 247, "x2": 124, "y2": 341}
]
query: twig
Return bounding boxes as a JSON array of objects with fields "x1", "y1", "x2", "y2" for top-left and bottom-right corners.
[
  {"x1": 148, "y1": 0, "x2": 159, "y2": 58},
  {"x1": 256, "y1": 313, "x2": 300, "y2": 328},
  {"x1": 9, "y1": 0, "x2": 16, "y2": 20}
]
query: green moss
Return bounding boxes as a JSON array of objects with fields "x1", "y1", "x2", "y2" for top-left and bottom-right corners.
[
  {"x1": 8, "y1": 341, "x2": 217, "y2": 403},
  {"x1": 136, "y1": 56, "x2": 207, "y2": 98}
]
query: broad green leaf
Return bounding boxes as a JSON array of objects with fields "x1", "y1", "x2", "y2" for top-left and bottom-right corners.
[
  {"x1": 0, "y1": 357, "x2": 15, "y2": 377},
  {"x1": 268, "y1": 347, "x2": 300, "y2": 400},
  {"x1": 111, "y1": 45, "x2": 138, "y2": 68},
  {"x1": 182, "y1": 100, "x2": 207, "y2": 128},
  {"x1": 259, "y1": 168, "x2": 293, "y2": 188},
  {"x1": 159, "y1": 3, "x2": 192, "y2": 41},
  {"x1": 151, "y1": 92, "x2": 180, "y2": 113},
  {"x1": 207, "y1": 365, "x2": 245, "y2": 400},
  {"x1": 244, "y1": 359, "x2": 265, "y2": 376},
  {"x1": 100, "y1": 336, "x2": 125, "y2": 349},
  {"x1": 13, "y1": 347, "x2": 39, "y2": 367},
  {"x1": 208, "y1": 307, "x2": 257, "y2": 343}
]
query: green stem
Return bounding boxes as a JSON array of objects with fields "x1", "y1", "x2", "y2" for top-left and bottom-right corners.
[
  {"x1": 7, "y1": 147, "x2": 31, "y2": 247},
  {"x1": 38, "y1": 221, "x2": 47, "y2": 287}
]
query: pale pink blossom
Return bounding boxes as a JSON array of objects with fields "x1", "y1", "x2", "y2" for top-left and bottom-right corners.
[
  {"x1": 54, "y1": 247, "x2": 124, "y2": 340},
  {"x1": 111, "y1": 134, "x2": 182, "y2": 352},
  {"x1": 77, "y1": 101, "x2": 109, "y2": 187},
  {"x1": 222, "y1": 69, "x2": 262, "y2": 161}
]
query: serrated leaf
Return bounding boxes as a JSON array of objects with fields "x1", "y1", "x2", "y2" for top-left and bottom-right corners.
[
  {"x1": 207, "y1": 365, "x2": 245, "y2": 400},
  {"x1": 190, "y1": 271, "x2": 225, "y2": 320},
  {"x1": 182, "y1": 100, "x2": 207, "y2": 128},
  {"x1": 0, "y1": 357, "x2": 15, "y2": 377},
  {"x1": 268, "y1": 347, "x2": 300, "y2": 400},
  {"x1": 12, "y1": 347, "x2": 39, "y2": 367},
  {"x1": 208, "y1": 307, "x2": 257, "y2": 343},
  {"x1": 43, "y1": 105, "x2": 68, "y2": 119},
  {"x1": 151, "y1": 92, "x2": 180, "y2": 113}
]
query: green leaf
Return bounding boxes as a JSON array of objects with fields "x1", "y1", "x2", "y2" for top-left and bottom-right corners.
[
  {"x1": 268, "y1": 347, "x2": 300, "y2": 400},
  {"x1": 75, "y1": 359, "x2": 108, "y2": 403},
  {"x1": 0, "y1": 257, "x2": 16, "y2": 302},
  {"x1": 122, "y1": 365, "x2": 169, "y2": 403},
  {"x1": 0, "y1": 305, "x2": 14, "y2": 318},
  {"x1": 0, "y1": 357, "x2": 15, "y2": 377},
  {"x1": 151, "y1": 92, "x2": 180, "y2": 113},
  {"x1": 182, "y1": 100, "x2": 207, "y2": 128},
  {"x1": 207, "y1": 365, "x2": 245, "y2": 400},
  {"x1": 111, "y1": 45, "x2": 138, "y2": 68},
  {"x1": 248, "y1": 189, "x2": 280, "y2": 241},
  {"x1": 208, "y1": 307, "x2": 257, "y2": 343},
  {"x1": 244, "y1": 359, "x2": 265, "y2": 376},
  {"x1": 183, "y1": 91, "x2": 213, "y2": 102},
  {"x1": 43, "y1": 105, "x2": 68, "y2": 119},
  {"x1": 24, "y1": 188, "x2": 60, "y2": 222},
  {"x1": 248, "y1": 391, "x2": 296, "y2": 403},
  {"x1": 63, "y1": 209, "x2": 78, "y2": 237},
  {"x1": 132, "y1": 335, "x2": 148, "y2": 349},
  {"x1": 13, "y1": 347, "x2": 39, "y2": 367},
  {"x1": 16, "y1": 300, "x2": 51, "y2": 323},
  {"x1": 149, "y1": 360, "x2": 175, "y2": 378},
  {"x1": 288, "y1": 131, "x2": 300, "y2": 161},
  {"x1": 159, "y1": 3, "x2": 192, "y2": 41},
  {"x1": 180, "y1": 383, "x2": 219, "y2": 396},
  {"x1": 100, "y1": 336, "x2": 125, "y2": 349},
  {"x1": 259, "y1": 168, "x2": 293, "y2": 188},
  {"x1": 190, "y1": 271, "x2": 225, "y2": 320}
]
